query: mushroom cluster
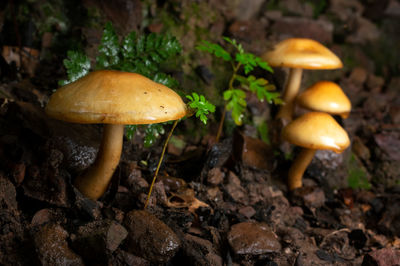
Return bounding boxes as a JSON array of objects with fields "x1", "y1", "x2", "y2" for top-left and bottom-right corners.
[
  {"x1": 262, "y1": 38, "x2": 352, "y2": 191},
  {"x1": 46, "y1": 70, "x2": 187, "y2": 200}
]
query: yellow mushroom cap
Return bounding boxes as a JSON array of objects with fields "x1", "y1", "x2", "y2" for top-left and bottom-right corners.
[
  {"x1": 297, "y1": 81, "x2": 351, "y2": 118},
  {"x1": 262, "y1": 38, "x2": 343, "y2": 70},
  {"x1": 45, "y1": 70, "x2": 187, "y2": 124},
  {"x1": 282, "y1": 112, "x2": 350, "y2": 153}
]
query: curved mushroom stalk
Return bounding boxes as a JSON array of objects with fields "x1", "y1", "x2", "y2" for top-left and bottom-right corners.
[
  {"x1": 74, "y1": 124, "x2": 124, "y2": 200},
  {"x1": 276, "y1": 68, "x2": 303, "y2": 124},
  {"x1": 288, "y1": 148, "x2": 316, "y2": 190}
]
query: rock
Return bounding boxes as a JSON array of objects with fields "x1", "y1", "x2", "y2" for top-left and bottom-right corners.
[
  {"x1": 0, "y1": 174, "x2": 18, "y2": 213},
  {"x1": 123, "y1": 210, "x2": 181, "y2": 263},
  {"x1": 374, "y1": 132, "x2": 400, "y2": 161},
  {"x1": 238, "y1": 206, "x2": 256, "y2": 219},
  {"x1": 180, "y1": 233, "x2": 223, "y2": 266},
  {"x1": 389, "y1": 105, "x2": 400, "y2": 124},
  {"x1": 228, "y1": 20, "x2": 267, "y2": 42},
  {"x1": 348, "y1": 67, "x2": 368, "y2": 88},
  {"x1": 328, "y1": 0, "x2": 364, "y2": 21},
  {"x1": 385, "y1": 0, "x2": 400, "y2": 17},
  {"x1": 233, "y1": 132, "x2": 275, "y2": 170},
  {"x1": 291, "y1": 186, "x2": 326, "y2": 209},
  {"x1": 32, "y1": 223, "x2": 84, "y2": 266},
  {"x1": 224, "y1": 171, "x2": 248, "y2": 204},
  {"x1": 227, "y1": 222, "x2": 281, "y2": 255},
  {"x1": 276, "y1": 0, "x2": 314, "y2": 18},
  {"x1": 115, "y1": 250, "x2": 150, "y2": 266},
  {"x1": 352, "y1": 137, "x2": 371, "y2": 162},
  {"x1": 207, "y1": 167, "x2": 225, "y2": 186},
  {"x1": 377, "y1": 197, "x2": 400, "y2": 237},
  {"x1": 271, "y1": 17, "x2": 333, "y2": 43},
  {"x1": 362, "y1": 247, "x2": 400, "y2": 266},
  {"x1": 234, "y1": 0, "x2": 266, "y2": 20},
  {"x1": 366, "y1": 74, "x2": 385, "y2": 93},
  {"x1": 71, "y1": 220, "x2": 128, "y2": 263},
  {"x1": 346, "y1": 17, "x2": 380, "y2": 44}
]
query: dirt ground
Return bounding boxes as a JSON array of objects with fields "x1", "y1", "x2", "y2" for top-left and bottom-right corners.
[{"x1": 0, "y1": 0, "x2": 399, "y2": 265}]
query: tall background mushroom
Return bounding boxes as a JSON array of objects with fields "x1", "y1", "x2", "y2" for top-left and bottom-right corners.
[
  {"x1": 45, "y1": 70, "x2": 187, "y2": 200},
  {"x1": 262, "y1": 38, "x2": 343, "y2": 124}
]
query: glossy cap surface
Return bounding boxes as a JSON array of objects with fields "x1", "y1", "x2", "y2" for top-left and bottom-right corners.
[
  {"x1": 46, "y1": 70, "x2": 187, "y2": 124},
  {"x1": 282, "y1": 112, "x2": 350, "y2": 153},
  {"x1": 262, "y1": 38, "x2": 343, "y2": 69},
  {"x1": 297, "y1": 81, "x2": 351, "y2": 118}
]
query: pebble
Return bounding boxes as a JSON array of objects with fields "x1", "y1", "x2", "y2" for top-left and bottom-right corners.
[
  {"x1": 33, "y1": 223, "x2": 84, "y2": 266},
  {"x1": 227, "y1": 222, "x2": 281, "y2": 255},
  {"x1": 123, "y1": 210, "x2": 181, "y2": 263}
]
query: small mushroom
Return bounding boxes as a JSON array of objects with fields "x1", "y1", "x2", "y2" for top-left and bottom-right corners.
[
  {"x1": 46, "y1": 70, "x2": 187, "y2": 200},
  {"x1": 282, "y1": 112, "x2": 350, "y2": 190},
  {"x1": 262, "y1": 38, "x2": 343, "y2": 124},
  {"x1": 296, "y1": 81, "x2": 351, "y2": 119}
]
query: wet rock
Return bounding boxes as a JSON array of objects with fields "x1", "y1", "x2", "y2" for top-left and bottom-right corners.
[
  {"x1": 123, "y1": 210, "x2": 181, "y2": 263},
  {"x1": 48, "y1": 136, "x2": 98, "y2": 173},
  {"x1": 271, "y1": 17, "x2": 333, "y2": 43},
  {"x1": 71, "y1": 220, "x2": 128, "y2": 264},
  {"x1": 234, "y1": 0, "x2": 266, "y2": 20},
  {"x1": 374, "y1": 132, "x2": 400, "y2": 161},
  {"x1": 329, "y1": 0, "x2": 364, "y2": 21},
  {"x1": 348, "y1": 67, "x2": 368, "y2": 88},
  {"x1": 201, "y1": 139, "x2": 233, "y2": 181},
  {"x1": 180, "y1": 233, "x2": 223, "y2": 266},
  {"x1": 227, "y1": 222, "x2": 281, "y2": 255},
  {"x1": 233, "y1": 132, "x2": 274, "y2": 171},
  {"x1": 377, "y1": 197, "x2": 400, "y2": 237},
  {"x1": 228, "y1": 20, "x2": 267, "y2": 42},
  {"x1": 207, "y1": 167, "x2": 225, "y2": 186},
  {"x1": 73, "y1": 189, "x2": 102, "y2": 220},
  {"x1": 291, "y1": 186, "x2": 326, "y2": 209},
  {"x1": 346, "y1": 17, "x2": 380, "y2": 44},
  {"x1": 31, "y1": 208, "x2": 66, "y2": 227},
  {"x1": 238, "y1": 206, "x2": 256, "y2": 219},
  {"x1": 362, "y1": 247, "x2": 400, "y2": 266},
  {"x1": 307, "y1": 149, "x2": 350, "y2": 189},
  {"x1": 275, "y1": 0, "x2": 314, "y2": 18},
  {"x1": 352, "y1": 137, "x2": 371, "y2": 162},
  {"x1": 32, "y1": 223, "x2": 84, "y2": 266},
  {"x1": 22, "y1": 163, "x2": 69, "y2": 207},
  {"x1": 385, "y1": 0, "x2": 400, "y2": 17},
  {"x1": 366, "y1": 74, "x2": 385, "y2": 93},
  {"x1": 115, "y1": 250, "x2": 150, "y2": 266},
  {"x1": 0, "y1": 174, "x2": 18, "y2": 213},
  {"x1": 224, "y1": 171, "x2": 248, "y2": 204},
  {"x1": 320, "y1": 229, "x2": 357, "y2": 261},
  {"x1": 122, "y1": 161, "x2": 148, "y2": 194}
]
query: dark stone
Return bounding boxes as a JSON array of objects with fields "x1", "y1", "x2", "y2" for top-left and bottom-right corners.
[{"x1": 123, "y1": 210, "x2": 181, "y2": 263}]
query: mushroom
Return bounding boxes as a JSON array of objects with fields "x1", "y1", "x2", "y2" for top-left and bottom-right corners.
[
  {"x1": 262, "y1": 38, "x2": 343, "y2": 124},
  {"x1": 45, "y1": 70, "x2": 187, "y2": 200},
  {"x1": 296, "y1": 81, "x2": 351, "y2": 119},
  {"x1": 282, "y1": 112, "x2": 350, "y2": 190}
]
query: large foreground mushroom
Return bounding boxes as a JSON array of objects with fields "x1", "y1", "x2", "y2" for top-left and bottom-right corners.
[
  {"x1": 282, "y1": 112, "x2": 350, "y2": 190},
  {"x1": 262, "y1": 38, "x2": 343, "y2": 124},
  {"x1": 46, "y1": 70, "x2": 187, "y2": 200}
]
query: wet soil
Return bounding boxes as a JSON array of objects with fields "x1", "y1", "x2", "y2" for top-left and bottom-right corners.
[{"x1": 0, "y1": 0, "x2": 399, "y2": 265}]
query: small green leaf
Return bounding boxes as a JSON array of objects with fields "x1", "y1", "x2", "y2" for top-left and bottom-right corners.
[
  {"x1": 186, "y1": 92, "x2": 216, "y2": 124},
  {"x1": 59, "y1": 50, "x2": 91, "y2": 86}
]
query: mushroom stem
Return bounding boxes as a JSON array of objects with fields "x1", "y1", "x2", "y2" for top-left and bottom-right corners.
[
  {"x1": 276, "y1": 68, "x2": 303, "y2": 123},
  {"x1": 74, "y1": 124, "x2": 124, "y2": 200},
  {"x1": 288, "y1": 148, "x2": 316, "y2": 190}
]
